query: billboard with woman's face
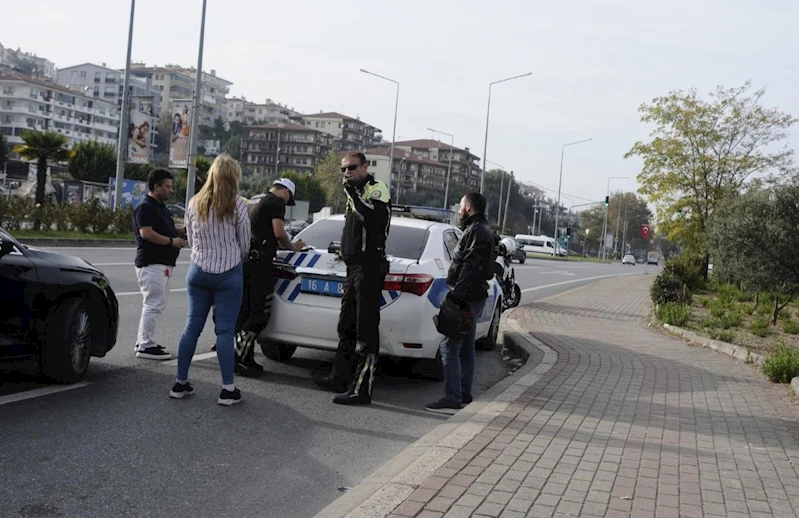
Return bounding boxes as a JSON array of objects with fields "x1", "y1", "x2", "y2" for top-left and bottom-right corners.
[
  {"x1": 128, "y1": 96, "x2": 154, "y2": 164},
  {"x1": 169, "y1": 100, "x2": 192, "y2": 168}
]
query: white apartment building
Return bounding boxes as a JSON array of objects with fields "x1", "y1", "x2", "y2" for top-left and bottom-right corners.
[
  {"x1": 388, "y1": 139, "x2": 482, "y2": 190},
  {"x1": 364, "y1": 147, "x2": 448, "y2": 192},
  {"x1": 0, "y1": 42, "x2": 56, "y2": 80},
  {"x1": 297, "y1": 112, "x2": 382, "y2": 151},
  {"x1": 0, "y1": 71, "x2": 119, "y2": 148},
  {"x1": 224, "y1": 97, "x2": 300, "y2": 126}
]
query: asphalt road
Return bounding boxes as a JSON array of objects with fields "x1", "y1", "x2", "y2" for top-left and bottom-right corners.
[{"x1": 0, "y1": 248, "x2": 656, "y2": 518}]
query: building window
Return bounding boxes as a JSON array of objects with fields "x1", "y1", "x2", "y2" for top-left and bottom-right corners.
[
  {"x1": 80, "y1": 71, "x2": 87, "y2": 78},
  {"x1": 2, "y1": 86, "x2": 14, "y2": 95}
]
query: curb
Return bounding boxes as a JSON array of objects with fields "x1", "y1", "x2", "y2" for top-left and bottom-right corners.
[
  {"x1": 313, "y1": 317, "x2": 557, "y2": 518},
  {"x1": 791, "y1": 377, "x2": 799, "y2": 397},
  {"x1": 17, "y1": 238, "x2": 136, "y2": 248},
  {"x1": 661, "y1": 323, "x2": 766, "y2": 366}
]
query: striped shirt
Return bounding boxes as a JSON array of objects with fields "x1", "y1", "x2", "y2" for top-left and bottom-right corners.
[{"x1": 186, "y1": 195, "x2": 251, "y2": 274}]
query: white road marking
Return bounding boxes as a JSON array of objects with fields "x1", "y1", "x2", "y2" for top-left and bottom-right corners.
[
  {"x1": 116, "y1": 288, "x2": 188, "y2": 297},
  {"x1": 163, "y1": 351, "x2": 217, "y2": 366},
  {"x1": 521, "y1": 272, "x2": 639, "y2": 293},
  {"x1": 0, "y1": 382, "x2": 90, "y2": 407}
]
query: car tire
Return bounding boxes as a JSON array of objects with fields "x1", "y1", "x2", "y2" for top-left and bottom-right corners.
[
  {"x1": 518, "y1": 254, "x2": 526, "y2": 264},
  {"x1": 477, "y1": 302, "x2": 501, "y2": 351},
  {"x1": 260, "y1": 340, "x2": 297, "y2": 362},
  {"x1": 41, "y1": 297, "x2": 94, "y2": 383}
]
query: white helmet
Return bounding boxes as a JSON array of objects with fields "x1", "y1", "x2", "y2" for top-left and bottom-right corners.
[{"x1": 499, "y1": 237, "x2": 517, "y2": 257}]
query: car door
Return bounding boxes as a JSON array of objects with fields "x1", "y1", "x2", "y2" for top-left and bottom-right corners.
[{"x1": 0, "y1": 235, "x2": 37, "y2": 350}]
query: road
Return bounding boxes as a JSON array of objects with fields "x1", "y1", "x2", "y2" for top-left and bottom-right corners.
[{"x1": 0, "y1": 248, "x2": 655, "y2": 518}]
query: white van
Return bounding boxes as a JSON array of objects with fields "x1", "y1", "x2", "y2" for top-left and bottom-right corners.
[{"x1": 515, "y1": 234, "x2": 558, "y2": 256}]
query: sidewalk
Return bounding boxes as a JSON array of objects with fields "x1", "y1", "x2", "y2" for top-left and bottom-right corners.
[{"x1": 331, "y1": 275, "x2": 799, "y2": 518}]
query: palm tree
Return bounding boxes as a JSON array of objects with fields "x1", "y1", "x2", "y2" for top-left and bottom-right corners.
[
  {"x1": 68, "y1": 140, "x2": 117, "y2": 184},
  {"x1": 14, "y1": 130, "x2": 70, "y2": 206}
]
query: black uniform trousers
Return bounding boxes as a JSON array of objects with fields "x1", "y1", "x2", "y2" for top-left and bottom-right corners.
[
  {"x1": 332, "y1": 261, "x2": 387, "y2": 397},
  {"x1": 235, "y1": 256, "x2": 276, "y2": 354}
]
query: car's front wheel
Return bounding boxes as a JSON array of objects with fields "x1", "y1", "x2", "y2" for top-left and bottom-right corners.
[
  {"x1": 477, "y1": 302, "x2": 501, "y2": 351},
  {"x1": 260, "y1": 340, "x2": 297, "y2": 362},
  {"x1": 518, "y1": 254, "x2": 526, "y2": 264},
  {"x1": 41, "y1": 298, "x2": 94, "y2": 383}
]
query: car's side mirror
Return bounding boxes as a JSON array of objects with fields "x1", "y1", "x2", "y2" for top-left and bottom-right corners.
[
  {"x1": 328, "y1": 241, "x2": 342, "y2": 254},
  {"x1": 0, "y1": 240, "x2": 15, "y2": 259}
]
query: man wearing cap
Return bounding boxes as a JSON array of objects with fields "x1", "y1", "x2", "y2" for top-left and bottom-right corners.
[{"x1": 233, "y1": 178, "x2": 306, "y2": 375}]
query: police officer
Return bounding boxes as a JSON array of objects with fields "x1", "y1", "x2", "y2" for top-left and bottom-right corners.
[
  {"x1": 313, "y1": 152, "x2": 390, "y2": 405},
  {"x1": 234, "y1": 178, "x2": 306, "y2": 375}
]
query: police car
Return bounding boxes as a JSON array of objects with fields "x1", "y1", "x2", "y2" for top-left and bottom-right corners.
[{"x1": 257, "y1": 206, "x2": 503, "y2": 371}]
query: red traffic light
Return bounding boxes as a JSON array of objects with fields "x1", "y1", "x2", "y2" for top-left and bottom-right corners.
[{"x1": 641, "y1": 224, "x2": 651, "y2": 240}]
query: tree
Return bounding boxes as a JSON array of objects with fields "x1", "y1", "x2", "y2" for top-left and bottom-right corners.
[
  {"x1": 279, "y1": 169, "x2": 326, "y2": 213},
  {"x1": 68, "y1": 140, "x2": 117, "y2": 183},
  {"x1": 0, "y1": 134, "x2": 8, "y2": 171},
  {"x1": 213, "y1": 117, "x2": 228, "y2": 141},
  {"x1": 578, "y1": 191, "x2": 652, "y2": 257},
  {"x1": 709, "y1": 184, "x2": 799, "y2": 324},
  {"x1": 314, "y1": 151, "x2": 344, "y2": 211},
  {"x1": 224, "y1": 136, "x2": 241, "y2": 160},
  {"x1": 625, "y1": 82, "x2": 797, "y2": 275},
  {"x1": 13, "y1": 130, "x2": 70, "y2": 210}
]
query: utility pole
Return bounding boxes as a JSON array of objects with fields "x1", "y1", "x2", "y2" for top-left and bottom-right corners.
[
  {"x1": 497, "y1": 171, "x2": 504, "y2": 225},
  {"x1": 621, "y1": 206, "x2": 629, "y2": 257},
  {"x1": 613, "y1": 196, "x2": 623, "y2": 259},
  {"x1": 113, "y1": 0, "x2": 136, "y2": 211},
  {"x1": 184, "y1": 0, "x2": 207, "y2": 210},
  {"x1": 502, "y1": 171, "x2": 513, "y2": 232}
]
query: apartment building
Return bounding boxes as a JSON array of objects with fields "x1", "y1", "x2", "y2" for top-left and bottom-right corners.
[
  {"x1": 130, "y1": 64, "x2": 232, "y2": 126},
  {"x1": 0, "y1": 42, "x2": 56, "y2": 80},
  {"x1": 296, "y1": 112, "x2": 382, "y2": 151},
  {"x1": 241, "y1": 123, "x2": 333, "y2": 176},
  {"x1": 0, "y1": 71, "x2": 119, "y2": 148},
  {"x1": 223, "y1": 97, "x2": 300, "y2": 126},
  {"x1": 364, "y1": 147, "x2": 448, "y2": 193},
  {"x1": 384, "y1": 139, "x2": 482, "y2": 190}
]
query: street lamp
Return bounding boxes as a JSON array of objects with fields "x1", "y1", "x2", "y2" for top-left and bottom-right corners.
[
  {"x1": 480, "y1": 72, "x2": 532, "y2": 194},
  {"x1": 427, "y1": 127, "x2": 454, "y2": 209},
  {"x1": 113, "y1": 0, "x2": 136, "y2": 211},
  {"x1": 601, "y1": 176, "x2": 628, "y2": 260},
  {"x1": 360, "y1": 69, "x2": 399, "y2": 197},
  {"x1": 486, "y1": 159, "x2": 506, "y2": 224},
  {"x1": 553, "y1": 138, "x2": 591, "y2": 257},
  {"x1": 395, "y1": 157, "x2": 406, "y2": 205}
]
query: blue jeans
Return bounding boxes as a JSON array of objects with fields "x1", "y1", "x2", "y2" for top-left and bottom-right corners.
[
  {"x1": 177, "y1": 262, "x2": 243, "y2": 385},
  {"x1": 440, "y1": 299, "x2": 486, "y2": 403}
]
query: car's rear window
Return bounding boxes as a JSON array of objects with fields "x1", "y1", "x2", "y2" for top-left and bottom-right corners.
[{"x1": 296, "y1": 219, "x2": 429, "y2": 260}]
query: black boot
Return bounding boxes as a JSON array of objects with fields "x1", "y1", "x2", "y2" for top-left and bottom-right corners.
[
  {"x1": 312, "y1": 371, "x2": 349, "y2": 393},
  {"x1": 333, "y1": 353, "x2": 376, "y2": 405}
]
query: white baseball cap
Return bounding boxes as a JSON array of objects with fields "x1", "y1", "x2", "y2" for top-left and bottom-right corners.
[{"x1": 273, "y1": 178, "x2": 296, "y2": 206}]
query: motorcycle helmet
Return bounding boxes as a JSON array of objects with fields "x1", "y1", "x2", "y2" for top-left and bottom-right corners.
[{"x1": 499, "y1": 237, "x2": 517, "y2": 258}]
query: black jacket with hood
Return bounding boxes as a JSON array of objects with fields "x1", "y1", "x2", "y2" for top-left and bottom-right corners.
[{"x1": 447, "y1": 212, "x2": 494, "y2": 303}]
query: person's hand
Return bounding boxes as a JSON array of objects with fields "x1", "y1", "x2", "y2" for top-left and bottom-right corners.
[
  {"x1": 293, "y1": 239, "x2": 307, "y2": 251},
  {"x1": 172, "y1": 237, "x2": 188, "y2": 248}
]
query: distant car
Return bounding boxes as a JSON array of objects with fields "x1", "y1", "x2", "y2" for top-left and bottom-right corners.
[
  {"x1": 622, "y1": 254, "x2": 636, "y2": 265},
  {"x1": 0, "y1": 228, "x2": 119, "y2": 382},
  {"x1": 287, "y1": 220, "x2": 309, "y2": 238},
  {"x1": 646, "y1": 251, "x2": 659, "y2": 265},
  {"x1": 500, "y1": 235, "x2": 526, "y2": 264},
  {"x1": 167, "y1": 204, "x2": 185, "y2": 218}
]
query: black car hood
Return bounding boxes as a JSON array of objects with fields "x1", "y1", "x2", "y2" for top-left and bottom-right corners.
[{"x1": 25, "y1": 247, "x2": 102, "y2": 274}]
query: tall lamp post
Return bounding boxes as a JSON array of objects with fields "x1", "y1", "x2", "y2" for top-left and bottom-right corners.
[
  {"x1": 427, "y1": 127, "x2": 454, "y2": 208},
  {"x1": 601, "y1": 176, "x2": 628, "y2": 260},
  {"x1": 486, "y1": 159, "x2": 506, "y2": 225},
  {"x1": 185, "y1": 0, "x2": 208, "y2": 210},
  {"x1": 113, "y1": 0, "x2": 136, "y2": 211},
  {"x1": 480, "y1": 72, "x2": 532, "y2": 194},
  {"x1": 553, "y1": 138, "x2": 591, "y2": 256},
  {"x1": 360, "y1": 69, "x2": 399, "y2": 199}
]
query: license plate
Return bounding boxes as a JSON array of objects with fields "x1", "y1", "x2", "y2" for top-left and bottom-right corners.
[{"x1": 300, "y1": 277, "x2": 344, "y2": 297}]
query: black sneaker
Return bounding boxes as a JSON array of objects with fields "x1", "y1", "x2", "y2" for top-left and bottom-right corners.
[
  {"x1": 425, "y1": 397, "x2": 461, "y2": 415},
  {"x1": 169, "y1": 382, "x2": 195, "y2": 399},
  {"x1": 333, "y1": 392, "x2": 371, "y2": 406},
  {"x1": 234, "y1": 360, "x2": 262, "y2": 377},
  {"x1": 136, "y1": 346, "x2": 172, "y2": 360},
  {"x1": 462, "y1": 394, "x2": 473, "y2": 407},
  {"x1": 241, "y1": 356, "x2": 264, "y2": 372},
  {"x1": 135, "y1": 344, "x2": 166, "y2": 353},
  {"x1": 218, "y1": 388, "x2": 242, "y2": 406}
]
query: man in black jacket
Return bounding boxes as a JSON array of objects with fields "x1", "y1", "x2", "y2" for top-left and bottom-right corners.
[
  {"x1": 312, "y1": 152, "x2": 391, "y2": 406},
  {"x1": 426, "y1": 192, "x2": 494, "y2": 414}
]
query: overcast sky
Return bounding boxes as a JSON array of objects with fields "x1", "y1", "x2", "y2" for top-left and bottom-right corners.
[{"x1": 5, "y1": 0, "x2": 798, "y2": 204}]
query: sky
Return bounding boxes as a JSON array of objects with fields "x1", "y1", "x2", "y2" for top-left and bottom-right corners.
[{"x1": 4, "y1": 0, "x2": 798, "y2": 205}]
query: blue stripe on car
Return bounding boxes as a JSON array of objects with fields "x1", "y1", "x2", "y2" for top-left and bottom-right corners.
[
  {"x1": 307, "y1": 254, "x2": 320, "y2": 268},
  {"x1": 287, "y1": 283, "x2": 302, "y2": 302},
  {"x1": 285, "y1": 253, "x2": 295, "y2": 264},
  {"x1": 276, "y1": 279, "x2": 291, "y2": 296},
  {"x1": 379, "y1": 295, "x2": 387, "y2": 307},
  {"x1": 426, "y1": 278, "x2": 450, "y2": 309}
]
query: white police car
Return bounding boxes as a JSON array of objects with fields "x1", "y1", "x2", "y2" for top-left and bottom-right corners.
[{"x1": 257, "y1": 209, "x2": 502, "y2": 370}]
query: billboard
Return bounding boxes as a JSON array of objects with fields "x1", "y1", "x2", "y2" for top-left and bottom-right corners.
[
  {"x1": 169, "y1": 99, "x2": 192, "y2": 168},
  {"x1": 108, "y1": 177, "x2": 150, "y2": 209},
  {"x1": 128, "y1": 96, "x2": 154, "y2": 164}
]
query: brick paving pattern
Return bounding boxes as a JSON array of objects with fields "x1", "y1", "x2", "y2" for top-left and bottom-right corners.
[{"x1": 386, "y1": 275, "x2": 799, "y2": 518}]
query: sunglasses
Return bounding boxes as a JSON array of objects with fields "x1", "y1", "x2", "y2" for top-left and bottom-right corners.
[{"x1": 340, "y1": 163, "x2": 361, "y2": 173}]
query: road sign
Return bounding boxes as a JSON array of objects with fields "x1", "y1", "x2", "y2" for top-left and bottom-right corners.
[{"x1": 641, "y1": 224, "x2": 651, "y2": 240}]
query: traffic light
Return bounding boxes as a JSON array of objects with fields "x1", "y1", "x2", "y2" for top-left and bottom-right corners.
[
  {"x1": 604, "y1": 196, "x2": 610, "y2": 207},
  {"x1": 566, "y1": 227, "x2": 572, "y2": 239}
]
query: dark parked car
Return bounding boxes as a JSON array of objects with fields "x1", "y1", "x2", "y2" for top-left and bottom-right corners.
[
  {"x1": 0, "y1": 228, "x2": 119, "y2": 382},
  {"x1": 500, "y1": 235, "x2": 526, "y2": 264}
]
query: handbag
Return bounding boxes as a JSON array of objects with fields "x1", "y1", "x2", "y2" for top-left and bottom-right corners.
[{"x1": 433, "y1": 294, "x2": 475, "y2": 340}]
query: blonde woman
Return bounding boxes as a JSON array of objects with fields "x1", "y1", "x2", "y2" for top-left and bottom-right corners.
[{"x1": 170, "y1": 154, "x2": 251, "y2": 406}]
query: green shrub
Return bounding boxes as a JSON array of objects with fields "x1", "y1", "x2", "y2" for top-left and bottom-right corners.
[
  {"x1": 1, "y1": 196, "x2": 30, "y2": 230},
  {"x1": 709, "y1": 301, "x2": 727, "y2": 319},
  {"x1": 32, "y1": 203, "x2": 58, "y2": 231},
  {"x1": 779, "y1": 309, "x2": 794, "y2": 323},
  {"x1": 663, "y1": 254, "x2": 706, "y2": 292},
  {"x1": 111, "y1": 207, "x2": 134, "y2": 235},
  {"x1": 720, "y1": 312, "x2": 742, "y2": 329},
  {"x1": 699, "y1": 297, "x2": 710, "y2": 308},
  {"x1": 716, "y1": 283, "x2": 741, "y2": 304},
  {"x1": 709, "y1": 330, "x2": 735, "y2": 343},
  {"x1": 756, "y1": 300, "x2": 772, "y2": 316},
  {"x1": 784, "y1": 319, "x2": 799, "y2": 335},
  {"x1": 656, "y1": 302, "x2": 692, "y2": 327},
  {"x1": 763, "y1": 343, "x2": 799, "y2": 383},
  {"x1": 84, "y1": 199, "x2": 112, "y2": 234},
  {"x1": 739, "y1": 302, "x2": 755, "y2": 316},
  {"x1": 69, "y1": 201, "x2": 95, "y2": 233},
  {"x1": 736, "y1": 291, "x2": 755, "y2": 303},
  {"x1": 651, "y1": 272, "x2": 691, "y2": 306},
  {"x1": 751, "y1": 317, "x2": 771, "y2": 337},
  {"x1": 54, "y1": 203, "x2": 72, "y2": 231},
  {"x1": 699, "y1": 317, "x2": 719, "y2": 329}
]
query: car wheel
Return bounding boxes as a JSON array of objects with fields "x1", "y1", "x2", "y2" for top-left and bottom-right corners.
[
  {"x1": 518, "y1": 254, "x2": 526, "y2": 264},
  {"x1": 477, "y1": 303, "x2": 501, "y2": 351},
  {"x1": 260, "y1": 340, "x2": 297, "y2": 362},
  {"x1": 41, "y1": 298, "x2": 93, "y2": 383}
]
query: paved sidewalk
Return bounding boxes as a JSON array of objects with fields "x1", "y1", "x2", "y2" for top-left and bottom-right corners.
[{"x1": 367, "y1": 275, "x2": 799, "y2": 518}]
